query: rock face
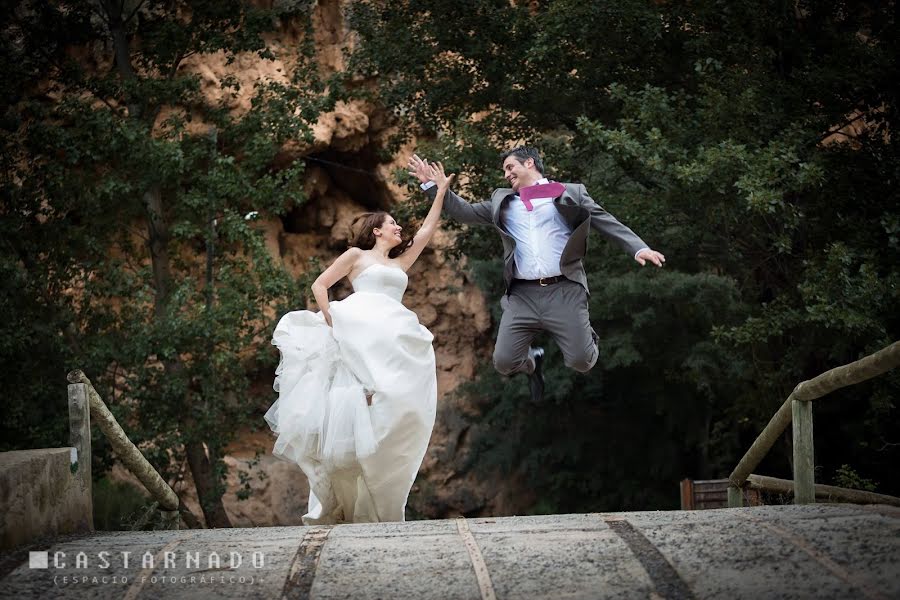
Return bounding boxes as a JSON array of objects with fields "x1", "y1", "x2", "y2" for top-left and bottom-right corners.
[{"x1": 106, "y1": 2, "x2": 526, "y2": 526}]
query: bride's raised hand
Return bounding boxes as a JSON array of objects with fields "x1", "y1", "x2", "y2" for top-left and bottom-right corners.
[
  {"x1": 427, "y1": 161, "x2": 455, "y2": 191},
  {"x1": 393, "y1": 161, "x2": 453, "y2": 271}
]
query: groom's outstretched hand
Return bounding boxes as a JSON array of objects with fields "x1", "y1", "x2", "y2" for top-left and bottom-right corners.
[
  {"x1": 636, "y1": 248, "x2": 666, "y2": 267},
  {"x1": 407, "y1": 154, "x2": 436, "y2": 184}
]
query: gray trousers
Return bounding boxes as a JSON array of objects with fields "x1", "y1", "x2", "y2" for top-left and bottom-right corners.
[{"x1": 493, "y1": 278, "x2": 599, "y2": 375}]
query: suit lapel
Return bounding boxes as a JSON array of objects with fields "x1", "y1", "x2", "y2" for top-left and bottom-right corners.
[
  {"x1": 492, "y1": 188, "x2": 515, "y2": 231},
  {"x1": 553, "y1": 185, "x2": 588, "y2": 227}
]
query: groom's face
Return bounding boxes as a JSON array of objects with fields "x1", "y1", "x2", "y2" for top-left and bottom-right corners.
[{"x1": 502, "y1": 156, "x2": 537, "y2": 191}]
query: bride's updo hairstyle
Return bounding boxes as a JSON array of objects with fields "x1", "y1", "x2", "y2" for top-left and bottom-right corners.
[{"x1": 349, "y1": 212, "x2": 414, "y2": 258}]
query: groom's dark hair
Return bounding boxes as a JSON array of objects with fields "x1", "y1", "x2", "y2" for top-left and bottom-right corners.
[{"x1": 500, "y1": 146, "x2": 544, "y2": 174}]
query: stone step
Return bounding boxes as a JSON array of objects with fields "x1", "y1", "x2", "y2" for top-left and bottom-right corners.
[{"x1": 1, "y1": 504, "x2": 897, "y2": 599}]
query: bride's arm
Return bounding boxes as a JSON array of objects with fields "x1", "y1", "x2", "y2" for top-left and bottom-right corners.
[
  {"x1": 311, "y1": 247, "x2": 362, "y2": 326},
  {"x1": 394, "y1": 162, "x2": 455, "y2": 271}
]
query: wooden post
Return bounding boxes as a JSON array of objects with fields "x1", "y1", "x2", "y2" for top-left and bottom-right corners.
[
  {"x1": 728, "y1": 397, "x2": 793, "y2": 490},
  {"x1": 67, "y1": 370, "x2": 180, "y2": 512},
  {"x1": 727, "y1": 485, "x2": 744, "y2": 508},
  {"x1": 792, "y1": 398, "x2": 815, "y2": 504},
  {"x1": 68, "y1": 384, "x2": 91, "y2": 486},
  {"x1": 680, "y1": 479, "x2": 694, "y2": 510},
  {"x1": 68, "y1": 382, "x2": 94, "y2": 530}
]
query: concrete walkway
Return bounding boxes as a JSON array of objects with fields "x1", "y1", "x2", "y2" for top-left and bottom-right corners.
[{"x1": 0, "y1": 504, "x2": 898, "y2": 599}]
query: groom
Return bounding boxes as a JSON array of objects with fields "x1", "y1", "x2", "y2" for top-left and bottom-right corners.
[{"x1": 408, "y1": 147, "x2": 665, "y2": 403}]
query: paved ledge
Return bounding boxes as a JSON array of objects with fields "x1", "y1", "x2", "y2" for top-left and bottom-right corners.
[{"x1": 0, "y1": 504, "x2": 897, "y2": 599}]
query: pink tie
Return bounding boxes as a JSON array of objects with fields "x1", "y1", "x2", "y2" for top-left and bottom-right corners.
[{"x1": 518, "y1": 182, "x2": 566, "y2": 211}]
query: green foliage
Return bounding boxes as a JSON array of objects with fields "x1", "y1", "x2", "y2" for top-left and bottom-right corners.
[
  {"x1": 346, "y1": 0, "x2": 900, "y2": 511},
  {"x1": 1, "y1": 0, "x2": 327, "y2": 514},
  {"x1": 92, "y1": 476, "x2": 152, "y2": 531},
  {"x1": 833, "y1": 464, "x2": 878, "y2": 492},
  {"x1": 235, "y1": 448, "x2": 267, "y2": 502}
]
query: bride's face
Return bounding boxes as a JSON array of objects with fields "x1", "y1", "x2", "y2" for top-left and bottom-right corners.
[{"x1": 375, "y1": 214, "x2": 403, "y2": 247}]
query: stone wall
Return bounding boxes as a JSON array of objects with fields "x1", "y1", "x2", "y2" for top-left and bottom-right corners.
[{"x1": 0, "y1": 449, "x2": 93, "y2": 550}]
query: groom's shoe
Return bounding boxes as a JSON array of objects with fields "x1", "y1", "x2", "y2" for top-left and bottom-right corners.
[{"x1": 527, "y1": 346, "x2": 545, "y2": 404}]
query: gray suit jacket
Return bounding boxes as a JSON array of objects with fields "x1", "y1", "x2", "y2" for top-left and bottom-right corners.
[{"x1": 426, "y1": 182, "x2": 647, "y2": 295}]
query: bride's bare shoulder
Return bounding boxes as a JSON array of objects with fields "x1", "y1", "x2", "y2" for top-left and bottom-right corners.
[
  {"x1": 346, "y1": 248, "x2": 376, "y2": 279},
  {"x1": 341, "y1": 247, "x2": 366, "y2": 266}
]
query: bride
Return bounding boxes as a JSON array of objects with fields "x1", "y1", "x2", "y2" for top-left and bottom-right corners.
[{"x1": 265, "y1": 161, "x2": 454, "y2": 524}]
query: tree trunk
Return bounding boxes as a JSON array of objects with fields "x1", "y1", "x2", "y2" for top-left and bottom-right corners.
[
  {"x1": 103, "y1": 2, "x2": 233, "y2": 528},
  {"x1": 144, "y1": 184, "x2": 232, "y2": 528},
  {"x1": 144, "y1": 185, "x2": 172, "y2": 315},
  {"x1": 185, "y1": 440, "x2": 232, "y2": 528}
]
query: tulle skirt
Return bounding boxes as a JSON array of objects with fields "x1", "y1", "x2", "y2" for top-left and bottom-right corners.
[{"x1": 264, "y1": 291, "x2": 437, "y2": 524}]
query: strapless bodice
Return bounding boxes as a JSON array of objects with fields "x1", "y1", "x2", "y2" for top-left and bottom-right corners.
[{"x1": 351, "y1": 263, "x2": 408, "y2": 302}]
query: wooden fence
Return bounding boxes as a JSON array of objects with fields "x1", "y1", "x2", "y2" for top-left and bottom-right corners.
[
  {"x1": 726, "y1": 341, "x2": 900, "y2": 507},
  {"x1": 67, "y1": 370, "x2": 201, "y2": 529}
]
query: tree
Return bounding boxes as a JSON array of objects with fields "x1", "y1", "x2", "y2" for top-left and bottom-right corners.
[
  {"x1": 346, "y1": 0, "x2": 900, "y2": 510},
  {"x1": 1, "y1": 0, "x2": 330, "y2": 526}
]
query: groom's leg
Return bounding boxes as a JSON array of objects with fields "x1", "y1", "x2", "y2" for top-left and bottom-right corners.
[
  {"x1": 493, "y1": 285, "x2": 541, "y2": 375},
  {"x1": 543, "y1": 279, "x2": 598, "y2": 373}
]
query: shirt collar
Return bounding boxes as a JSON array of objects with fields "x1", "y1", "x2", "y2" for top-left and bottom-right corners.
[{"x1": 514, "y1": 177, "x2": 549, "y2": 196}]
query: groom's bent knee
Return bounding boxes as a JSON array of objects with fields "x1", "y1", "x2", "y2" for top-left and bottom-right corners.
[
  {"x1": 493, "y1": 355, "x2": 519, "y2": 376},
  {"x1": 565, "y1": 347, "x2": 598, "y2": 373},
  {"x1": 493, "y1": 349, "x2": 527, "y2": 376}
]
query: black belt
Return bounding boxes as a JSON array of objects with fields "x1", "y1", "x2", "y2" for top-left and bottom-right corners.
[{"x1": 514, "y1": 276, "x2": 564, "y2": 287}]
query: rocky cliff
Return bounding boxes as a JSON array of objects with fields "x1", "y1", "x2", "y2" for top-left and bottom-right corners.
[{"x1": 109, "y1": 0, "x2": 531, "y2": 526}]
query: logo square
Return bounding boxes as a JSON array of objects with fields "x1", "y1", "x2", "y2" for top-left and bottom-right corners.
[{"x1": 29, "y1": 552, "x2": 49, "y2": 569}]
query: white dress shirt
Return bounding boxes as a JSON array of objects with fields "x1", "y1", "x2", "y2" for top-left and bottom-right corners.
[
  {"x1": 422, "y1": 179, "x2": 649, "y2": 279},
  {"x1": 503, "y1": 177, "x2": 570, "y2": 279}
]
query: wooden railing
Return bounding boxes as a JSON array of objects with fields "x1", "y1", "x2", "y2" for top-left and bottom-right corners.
[
  {"x1": 67, "y1": 370, "x2": 201, "y2": 529},
  {"x1": 727, "y1": 341, "x2": 900, "y2": 508}
]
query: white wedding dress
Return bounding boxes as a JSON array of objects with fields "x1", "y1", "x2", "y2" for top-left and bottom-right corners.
[{"x1": 264, "y1": 263, "x2": 437, "y2": 524}]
